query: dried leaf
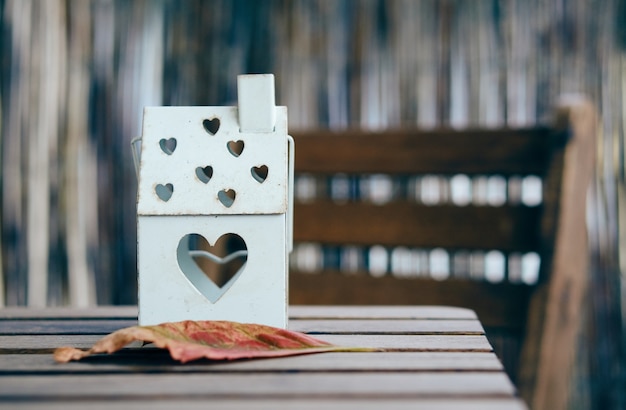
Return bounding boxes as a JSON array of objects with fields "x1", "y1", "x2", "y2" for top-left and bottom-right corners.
[{"x1": 54, "y1": 320, "x2": 370, "y2": 363}]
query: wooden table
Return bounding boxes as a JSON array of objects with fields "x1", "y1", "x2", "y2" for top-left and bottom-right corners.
[{"x1": 0, "y1": 305, "x2": 527, "y2": 409}]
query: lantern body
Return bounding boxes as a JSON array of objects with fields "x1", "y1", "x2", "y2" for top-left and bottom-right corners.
[{"x1": 136, "y1": 75, "x2": 291, "y2": 328}]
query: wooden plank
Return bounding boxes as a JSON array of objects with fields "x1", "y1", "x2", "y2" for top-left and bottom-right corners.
[
  {"x1": 0, "y1": 398, "x2": 528, "y2": 410},
  {"x1": 294, "y1": 202, "x2": 542, "y2": 252},
  {"x1": 290, "y1": 319, "x2": 484, "y2": 335},
  {"x1": 0, "y1": 335, "x2": 139, "y2": 352},
  {"x1": 321, "y1": 334, "x2": 493, "y2": 351},
  {"x1": 0, "y1": 320, "x2": 137, "y2": 335},
  {"x1": 289, "y1": 273, "x2": 531, "y2": 329},
  {"x1": 0, "y1": 372, "x2": 517, "y2": 398},
  {"x1": 518, "y1": 97, "x2": 596, "y2": 410},
  {"x1": 0, "y1": 334, "x2": 493, "y2": 352},
  {"x1": 293, "y1": 127, "x2": 557, "y2": 176},
  {"x1": 289, "y1": 305, "x2": 477, "y2": 320},
  {"x1": 0, "y1": 305, "x2": 473, "y2": 320},
  {"x1": 0, "y1": 306, "x2": 138, "y2": 320},
  {"x1": 0, "y1": 318, "x2": 482, "y2": 336},
  {"x1": 0, "y1": 352, "x2": 504, "y2": 374}
]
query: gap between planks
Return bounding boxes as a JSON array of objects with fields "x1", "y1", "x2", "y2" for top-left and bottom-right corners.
[
  {"x1": 0, "y1": 334, "x2": 493, "y2": 353},
  {"x1": 0, "y1": 351, "x2": 504, "y2": 375}
]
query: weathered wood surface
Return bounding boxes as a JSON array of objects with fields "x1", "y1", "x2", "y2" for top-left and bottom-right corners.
[
  {"x1": 0, "y1": 334, "x2": 493, "y2": 353},
  {"x1": 0, "y1": 351, "x2": 503, "y2": 373},
  {"x1": 0, "y1": 320, "x2": 139, "y2": 335},
  {"x1": 0, "y1": 373, "x2": 516, "y2": 398},
  {"x1": 0, "y1": 306, "x2": 526, "y2": 409},
  {"x1": 0, "y1": 318, "x2": 484, "y2": 336},
  {"x1": 0, "y1": 305, "x2": 476, "y2": 320},
  {"x1": 2, "y1": 399, "x2": 528, "y2": 410},
  {"x1": 290, "y1": 274, "x2": 531, "y2": 329},
  {"x1": 292, "y1": 319, "x2": 484, "y2": 334},
  {"x1": 289, "y1": 305, "x2": 478, "y2": 319},
  {"x1": 290, "y1": 105, "x2": 596, "y2": 410},
  {"x1": 292, "y1": 128, "x2": 556, "y2": 176},
  {"x1": 294, "y1": 202, "x2": 542, "y2": 252},
  {"x1": 0, "y1": 306, "x2": 138, "y2": 319},
  {"x1": 518, "y1": 97, "x2": 596, "y2": 410}
]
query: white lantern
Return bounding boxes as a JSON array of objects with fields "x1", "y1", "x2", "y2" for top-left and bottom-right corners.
[{"x1": 136, "y1": 74, "x2": 293, "y2": 328}]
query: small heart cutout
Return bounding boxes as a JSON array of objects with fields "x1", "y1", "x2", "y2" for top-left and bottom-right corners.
[
  {"x1": 251, "y1": 165, "x2": 269, "y2": 183},
  {"x1": 159, "y1": 138, "x2": 177, "y2": 155},
  {"x1": 155, "y1": 183, "x2": 173, "y2": 201},
  {"x1": 218, "y1": 189, "x2": 236, "y2": 207},
  {"x1": 227, "y1": 140, "x2": 244, "y2": 157},
  {"x1": 177, "y1": 233, "x2": 247, "y2": 303},
  {"x1": 203, "y1": 118, "x2": 220, "y2": 135},
  {"x1": 195, "y1": 166, "x2": 213, "y2": 184}
]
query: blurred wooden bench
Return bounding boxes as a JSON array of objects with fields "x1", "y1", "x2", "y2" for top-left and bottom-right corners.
[{"x1": 289, "y1": 97, "x2": 596, "y2": 410}]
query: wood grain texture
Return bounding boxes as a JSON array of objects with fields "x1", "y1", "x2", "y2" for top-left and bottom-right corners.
[
  {"x1": 290, "y1": 106, "x2": 594, "y2": 409},
  {"x1": 288, "y1": 305, "x2": 478, "y2": 319},
  {"x1": 0, "y1": 306, "x2": 138, "y2": 320},
  {"x1": 518, "y1": 98, "x2": 596, "y2": 410},
  {"x1": 0, "y1": 320, "x2": 138, "y2": 335},
  {"x1": 0, "y1": 306, "x2": 523, "y2": 409},
  {"x1": 0, "y1": 373, "x2": 517, "y2": 398},
  {"x1": 0, "y1": 305, "x2": 472, "y2": 320},
  {"x1": 0, "y1": 351, "x2": 503, "y2": 374},
  {"x1": 290, "y1": 319, "x2": 484, "y2": 335},
  {"x1": 0, "y1": 398, "x2": 528, "y2": 410},
  {"x1": 0, "y1": 334, "x2": 493, "y2": 353},
  {"x1": 292, "y1": 128, "x2": 556, "y2": 176},
  {"x1": 290, "y1": 274, "x2": 531, "y2": 329},
  {"x1": 294, "y1": 202, "x2": 542, "y2": 251},
  {"x1": 0, "y1": 316, "x2": 483, "y2": 336}
]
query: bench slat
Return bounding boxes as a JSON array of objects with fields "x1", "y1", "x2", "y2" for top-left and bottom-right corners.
[
  {"x1": 293, "y1": 128, "x2": 556, "y2": 176},
  {"x1": 289, "y1": 273, "x2": 531, "y2": 330},
  {"x1": 0, "y1": 372, "x2": 516, "y2": 398},
  {"x1": 0, "y1": 352, "x2": 503, "y2": 374},
  {"x1": 295, "y1": 202, "x2": 541, "y2": 252}
]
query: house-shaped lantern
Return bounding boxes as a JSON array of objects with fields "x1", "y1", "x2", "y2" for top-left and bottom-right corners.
[{"x1": 136, "y1": 74, "x2": 293, "y2": 328}]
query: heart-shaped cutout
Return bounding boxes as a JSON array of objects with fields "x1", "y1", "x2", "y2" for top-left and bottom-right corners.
[
  {"x1": 195, "y1": 166, "x2": 213, "y2": 184},
  {"x1": 218, "y1": 189, "x2": 236, "y2": 207},
  {"x1": 177, "y1": 233, "x2": 247, "y2": 303},
  {"x1": 203, "y1": 118, "x2": 220, "y2": 135},
  {"x1": 155, "y1": 183, "x2": 173, "y2": 201},
  {"x1": 251, "y1": 165, "x2": 269, "y2": 183},
  {"x1": 227, "y1": 140, "x2": 244, "y2": 157},
  {"x1": 159, "y1": 138, "x2": 177, "y2": 155}
]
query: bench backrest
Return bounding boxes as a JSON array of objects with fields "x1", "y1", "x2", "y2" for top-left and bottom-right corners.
[{"x1": 289, "y1": 97, "x2": 596, "y2": 410}]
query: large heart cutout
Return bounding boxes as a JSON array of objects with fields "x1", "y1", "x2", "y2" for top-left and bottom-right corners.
[{"x1": 177, "y1": 233, "x2": 247, "y2": 303}]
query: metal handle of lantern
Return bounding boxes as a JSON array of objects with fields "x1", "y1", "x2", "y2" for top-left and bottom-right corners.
[
  {"x1": 287, "y1": 135, "x2": 294, "y2": 253},
  {"x1": 130, "y1": 136, "x2": 142, "y2": 180}
]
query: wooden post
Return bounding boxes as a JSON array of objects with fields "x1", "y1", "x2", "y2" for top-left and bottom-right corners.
[{"x1": 518, "y1": 96, "x2": 597, "y2": 410}]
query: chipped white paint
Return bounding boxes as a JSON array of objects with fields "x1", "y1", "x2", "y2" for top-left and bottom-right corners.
[{"x1": 137, "y1": 74, "x2": 292, "y2": 328}]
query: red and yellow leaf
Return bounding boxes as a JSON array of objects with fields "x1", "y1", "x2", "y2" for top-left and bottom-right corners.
[{"x1": 54, "y1": 320, "x2": 369, "y2": 363}]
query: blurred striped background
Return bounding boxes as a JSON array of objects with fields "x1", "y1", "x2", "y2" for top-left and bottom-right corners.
[{"x1": 0, "y1": 1, "x2": 624, "y2": 407}]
